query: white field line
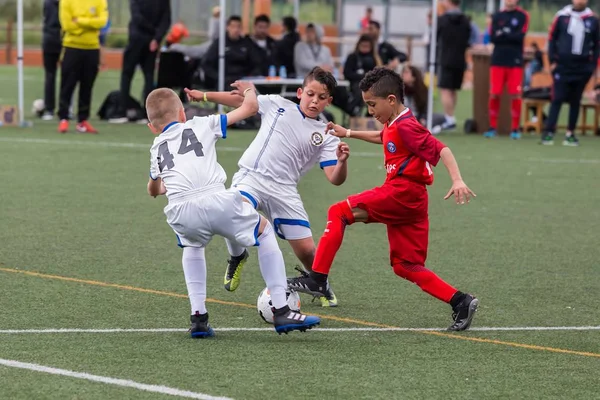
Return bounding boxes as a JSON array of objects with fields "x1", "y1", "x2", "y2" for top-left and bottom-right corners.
[
  {"x1": 3, "y1": 136, "x2": 600, "y2": 164},
  {"x1": 0, "y1": 326, "x2": 599, "y2": 334},
  {"x1": 0, "y1": 358, "x2": 233, "y2": 400}
]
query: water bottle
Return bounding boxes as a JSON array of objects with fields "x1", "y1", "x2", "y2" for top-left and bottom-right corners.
[
  {"x1": 333, "y1": 67, "x2": 339, "y2": 80},
  {"x1": 268, "y1": 65, "x2": 277, "y2": 78},
  {"x1": 279, "y1": 65, "x2": 287, "y2": 79}
]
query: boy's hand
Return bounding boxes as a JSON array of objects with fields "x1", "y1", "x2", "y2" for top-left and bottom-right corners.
[
  {"x1": 184, "y1": 88, "x2": 204, "y2": 102},
  {"x1": 336, "y1": 142, "x2": 350, "y2": 162},
  {"x1": 325, "y1": 122, "x2": 347, "y2": 138},
  {"x1": 444, "y1": 180, "x2": 476, "y2": 205},
  {"x1": 231, "y1": 80, "x2": 256, "y2": 96}
]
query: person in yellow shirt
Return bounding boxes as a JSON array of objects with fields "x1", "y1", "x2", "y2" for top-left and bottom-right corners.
[{"x1": 57, "y1": 0, "x2": 108, "y2": 134}]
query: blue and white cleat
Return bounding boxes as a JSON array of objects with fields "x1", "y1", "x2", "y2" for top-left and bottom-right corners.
[
  {"x1": 510, "y1": 131, "x2": 522, "y2": 140},
  {"x1": 483, "y1": 129, "x2": 497, "y2": 138},
  {"x1": 190, "y1": 312, "x2": 215, "y2": 338},
  {"x1": 273, "y1": 306, "x2": 320, "y2": 334}
]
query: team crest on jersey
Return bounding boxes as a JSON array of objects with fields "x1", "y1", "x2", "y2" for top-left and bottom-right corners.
[
  {"x1": 310, "y1": 132, "x2": 324, "y2": 146},
  {"x1": 277, "y1": 108, "x2": 285, "y2": 114},
  {"x1": 511, "y1": 18, "x2": 518, "y2": 26},
  {"x1": 386, "y1": 141, "x2": 397, "y2": 153}
]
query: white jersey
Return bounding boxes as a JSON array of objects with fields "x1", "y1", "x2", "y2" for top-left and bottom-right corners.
[
  {"x1": 237, "y1": 95, "x2": 340, "y2": 185},
  {"x1": 149, "y1": 115, "x2": 228, "y2": 200}
]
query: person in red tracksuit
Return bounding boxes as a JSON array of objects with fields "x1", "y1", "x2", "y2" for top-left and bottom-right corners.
[
  {"x1": 484, "y1": 0, "x2": 529, "y2": 139},
  {"x1": 288, "y1": 67, "x2": 479, "y2": 332}
]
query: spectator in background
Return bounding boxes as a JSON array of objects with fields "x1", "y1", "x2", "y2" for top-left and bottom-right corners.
[
  {"x1": 344, "y1": 35, "x2": 382, "y2": 112},
  {"x1": 274, "y1": 16, "x2": 300, "y2": 77},
  {"x1": 523, "y1": 42, "x2": 543, "y2": 90},
  {"x1": 467, "y1": 15, "x2": 481, "y2": 46},
  {"x1": 247, "y1": 14, "x2": 277, "y2": 76},
  {"x1": 485, "y1": 0, "x2": 529, "y2": 139},
  {"x1": 542, "y1": 0, "x2": 599, "y2": 146},
  {"x1": 367, "y1": 20, "x2": 408, "y2": 71},
  {"x1": 402, "y1": 65, "x2": 446, "y2": 132},
  {"x1": 482, "y1": 13, "x2": 493, "y2": 45},
  {"x1": 57, "y1": 0, "x2": 108, "y2": 134},
  {"x1": 41, "y1": 0, "x2": 61, "y2": 121},
  {"x1": 165, "y1": 20, "x2": 190, "y2": 47},
  {"x1": 202, "y1": 16, "x2": 262, "y2": 88},
  {"x1": 294, "y1": 23, "x2": 333, "y2": 77},
  {"x1": 359, "y1": 7, "x2": 373, "y2": 32},
  {"x1": 436, "y1": 0, "x2": 471, "y2": 131},
  {"x1": 110, "y1": 0, "x2": 171, "y2": 124},
  {"x1": 208, "y1": 6, "x2": 221, "y2": 42}
]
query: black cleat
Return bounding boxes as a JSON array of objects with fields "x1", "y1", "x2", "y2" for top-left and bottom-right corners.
[
  {"x1": 293, "y1": 266, "x2": 338, "y2": 307},
  {"x1": 447, "y1": 294, "x2": 479, "y2": 331},
  {"x1": 287, "y1": 274, "x2": 330, "y2": 298},
  {"x1": 190, "y1": 312, "x2": 215, "y2": 338},
  {"x1": 273, "y1": 306, "x2": 320, "y2": 334}
]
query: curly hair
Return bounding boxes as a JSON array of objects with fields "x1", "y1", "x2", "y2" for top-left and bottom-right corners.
[{"x1": 359, "y1": 67, "x2": 404, "y2": 103}]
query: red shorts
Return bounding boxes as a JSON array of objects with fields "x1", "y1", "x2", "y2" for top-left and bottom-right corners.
[
  {"x1": 490, "y1": 66, "x2": 523, "y2": 96},
  {"x1": 347, "y1": 179, "x2": 429, "y2": 266}
]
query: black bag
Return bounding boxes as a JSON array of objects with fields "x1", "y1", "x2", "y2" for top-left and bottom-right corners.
[
  {"x1": 523, "y1": 87, "x2": 551, "y2": 100},
  {"x1": 97, "y1": 91, "x2": 145, "y2": 121}
]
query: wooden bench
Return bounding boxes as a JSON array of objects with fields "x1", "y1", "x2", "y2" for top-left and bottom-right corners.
[{"x1": 522, "y1": 99, "x2": 600, "y2": 136}]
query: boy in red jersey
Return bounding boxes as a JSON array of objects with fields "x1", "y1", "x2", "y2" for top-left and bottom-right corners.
[{"x1": 288, "y1": 67, "x2": 478, "y2": 331}]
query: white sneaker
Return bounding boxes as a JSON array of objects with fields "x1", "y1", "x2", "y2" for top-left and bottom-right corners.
[
  {"x1": 41, "y1": 112, "x2": 54, "y2": 121},
  {"x1": 108, "y1": 117, "x2": 129, "y2": 124}
]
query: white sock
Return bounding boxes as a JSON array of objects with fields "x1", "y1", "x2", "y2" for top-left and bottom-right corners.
[
  {"x1": 182, "y1": 247, "x2": 207, "y2": 315},
  {"x1": 256, "y1": 223, "x2": 287, "y2": 309},
  {"x1": 225, "y1": 238, "x2": 246, "y2": 258},
  {"x1": 445, "y1": 115, "x2": 456, "y2": 124}
]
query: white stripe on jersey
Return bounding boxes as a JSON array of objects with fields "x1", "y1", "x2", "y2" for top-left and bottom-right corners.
[{"x1": 237, "y1": 95, "x2": 340, "y2": 186}]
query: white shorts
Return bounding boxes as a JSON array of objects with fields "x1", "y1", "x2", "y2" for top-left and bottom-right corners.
[
  {"x1": 164, "y1": 184, "x2": 260, "y2": 248},
  {"x1": 231, "y1": 170, "x2": 312, "y2": 240}
]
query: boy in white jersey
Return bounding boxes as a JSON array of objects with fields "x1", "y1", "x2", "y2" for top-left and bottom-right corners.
[
  {"x1": 184, "y1": 67, "x2": 349, "y2": 307},
  {"x1": 145, "y1": 86, "x2": 320, "y2": 337}
]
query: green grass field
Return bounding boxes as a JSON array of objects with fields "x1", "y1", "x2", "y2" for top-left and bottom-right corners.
[{"x1": 1, "y1": 65, "x2": 600, "y2": 399}]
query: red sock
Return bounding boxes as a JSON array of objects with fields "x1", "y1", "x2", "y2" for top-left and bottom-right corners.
[
  {"x1": 489, "y1": 96, "x2": 500, "y2": 129},
  {"x1": 511, "y1": 97, "x2": 522, "y2": 131},
  {"x1": 312, "y1": 201, "x2": 355, "y2": 275},
  {"x1": 392, "y1": 262, "x2": 458, "y2": 303}
]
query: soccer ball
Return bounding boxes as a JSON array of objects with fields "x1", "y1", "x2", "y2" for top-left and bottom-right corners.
[
  {"x1": 32, "y1": 99, "x2": 45, "y2": 117},
  {"x1": 257, "y1": 287, "x2": 301, "y2": 324}
]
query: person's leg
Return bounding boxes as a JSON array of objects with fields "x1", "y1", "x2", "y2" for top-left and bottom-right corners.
[
  {"x1": 542, "y1": 71, "x2": 568, "y2": 144},
  {"x1": 139, "y1": 45, "x2": 158, "y2": 118},
  {"x1": 507, "y1": 66, "x2": 524, "y2": 138},
  {"x1": 113, "y1": 40, "x2": 142, "y2": 121},
  {"x1": 77, "y1": 49, "x2": 100, "y2": 124},
  {"x1": 486, "y1": 66, "x2": 504, "y2": 137},
  {"x1": 57, "y1": 48, "x2": 81, "y2": 131},
  {"x1": 43, "y1": 50, "x2": 60, "y2": 116},
  {"x1": 564, "y1": 73, "x2": 592, "y2": 146}
]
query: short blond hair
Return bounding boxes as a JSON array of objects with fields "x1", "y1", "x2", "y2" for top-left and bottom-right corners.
[{"x1": 145, "y1": 88, "x2": 183, "y2": 130}]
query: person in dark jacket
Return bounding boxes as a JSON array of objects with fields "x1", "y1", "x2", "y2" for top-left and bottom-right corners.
[
  {"x1": 246, "y1": 14, "x2": 277, "y2": 76},
  {"x1": 202, "y1": 16, "x2": 262, "y2": 89},
  {"x1": 367, "y1": 20, "x2": 408, "y2": 70},
  {"x1": 343, "y1": 35, "x2": 382, "y2": 112},
  {"x1": 484, "y1": 0, "x2": 529, "y2": 139},
  {"x1": 274, "y1": 16, "x2": 300, "y2": 77},
  {"x1": 436, "y1": 0, "x2": 471, "y2": 131},
  {"x1": 542, "y1": 0, "x2": 599, "y2": 146},
  {"x1": 110, "y1": 0, "x2": 171, "y2": 123},
  {"x1": 42, "y1": 0, "x2": 61, "y2": 120}
]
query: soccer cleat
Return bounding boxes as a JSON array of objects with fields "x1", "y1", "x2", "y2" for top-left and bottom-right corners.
[
  {"x1": 58, "y1": 119, "x2": 69, "y2": 133},
  {"x1": 189, "y1": 312, "x2": 215, "y2": 338},
  {"x1": 483, "y1": 129, "x2": 497, "y2": 138},
  {"x1": 510, "y1": 131, "x2": 522, "y2": 140},
  {"x1": 42, "y1": 112, "x2": 54, "y2": 121},
  {"x1": 293, "y1": 266, "x2": 338, "y2": 307},
  {"x1": 223, "y1": 250, "x2": 249, "y2": 292},
  {"x1": 563, "y1": 134, "x2": 579, "y2": 147},
  {"x1": 287, "y1": 274, "x2": 330, "y2": 298},
  {"x1": 447, "y1": 294, "x2": 479, "y2": 331},
  {"x1": 76, "y1": 120, "x2": 98, "y2": 134},
  {"x1": 273, "y1": 306, "x2": 320, "y2": 334},
  {"x1": 540, "y1": 133, "x2": 554, "y2": 145}
]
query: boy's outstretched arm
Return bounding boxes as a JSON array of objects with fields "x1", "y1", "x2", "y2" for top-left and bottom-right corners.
[
  {"x1": 184, "y1": 84, "x2": 245, "y2": 109},
  {"x1": 440, "y1": 147, "x2": 476, "y2": 205},
  {"x1": 223, "y1": 81, "x2": 259, "y2": 126},
  {"x1": 325, "y1": 122, "x2": 382, "y2": 144},
  {"x1": 323, "y1": 142, "x2": 350, "y2": 186}
]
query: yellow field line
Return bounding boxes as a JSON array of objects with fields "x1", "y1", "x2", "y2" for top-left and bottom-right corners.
[{"x1": 1, "y1": 266, "x2": 599, "y2": 359}]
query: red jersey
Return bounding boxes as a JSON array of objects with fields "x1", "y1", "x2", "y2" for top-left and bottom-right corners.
[{"x1": 381, "y1": 108, "x2": 446, "y2": 185}]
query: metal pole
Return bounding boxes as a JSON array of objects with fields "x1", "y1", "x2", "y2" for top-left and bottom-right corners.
[
  {"x1": 499, "y1": 0, "x2": 505, "y2": 11},
  {"x1": 383, "y1": 0, "x2": 391, "y2": 41},
  {"x1": 426, "y1": 0, "x2": 438, "y2": 132},
  {"x1": 294, "y1": 0, "x2": 300, "y2": 21},
  {"x1": 17, "y1": 0, "x2": 25, "y2": 126},
  {"x1": 217, "y1": 0, "x2": 226, "y2": 113}
]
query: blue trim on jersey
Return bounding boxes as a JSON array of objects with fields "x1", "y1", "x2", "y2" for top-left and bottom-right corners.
[
  {"x1": 253, "y1": 219, "x2": 261, "y2": 246},
  {"x1": 162, "y1": 121, "x2": 180, "y2": 133},
  {"x1": 175, "y1": 234, "x2": 184, "y2": 248},
  {"x1": 149, "y1": 171, "x2": 158, "y2": 181},
  {"x1": 397, "y1": 156, "x2": 413, "y2": 177},
  {"x1": 220, "y1": 114, "x2": 228, "y2": 138},
  {"x1": 320, "y1": 160, "x2": 337, "y2": 169},
  {"x1": 253, "y1": 112, "x2": 282, "y2": 170},
  {"x1": 239, "y1": 191, "x2": 258, "y2": 209},
  {"x1": 273, "y1": 218, "x2": 311, "y2": 240},
  {"x1": 296, "y1": 105, "x2": 306, "y2": 119}
]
